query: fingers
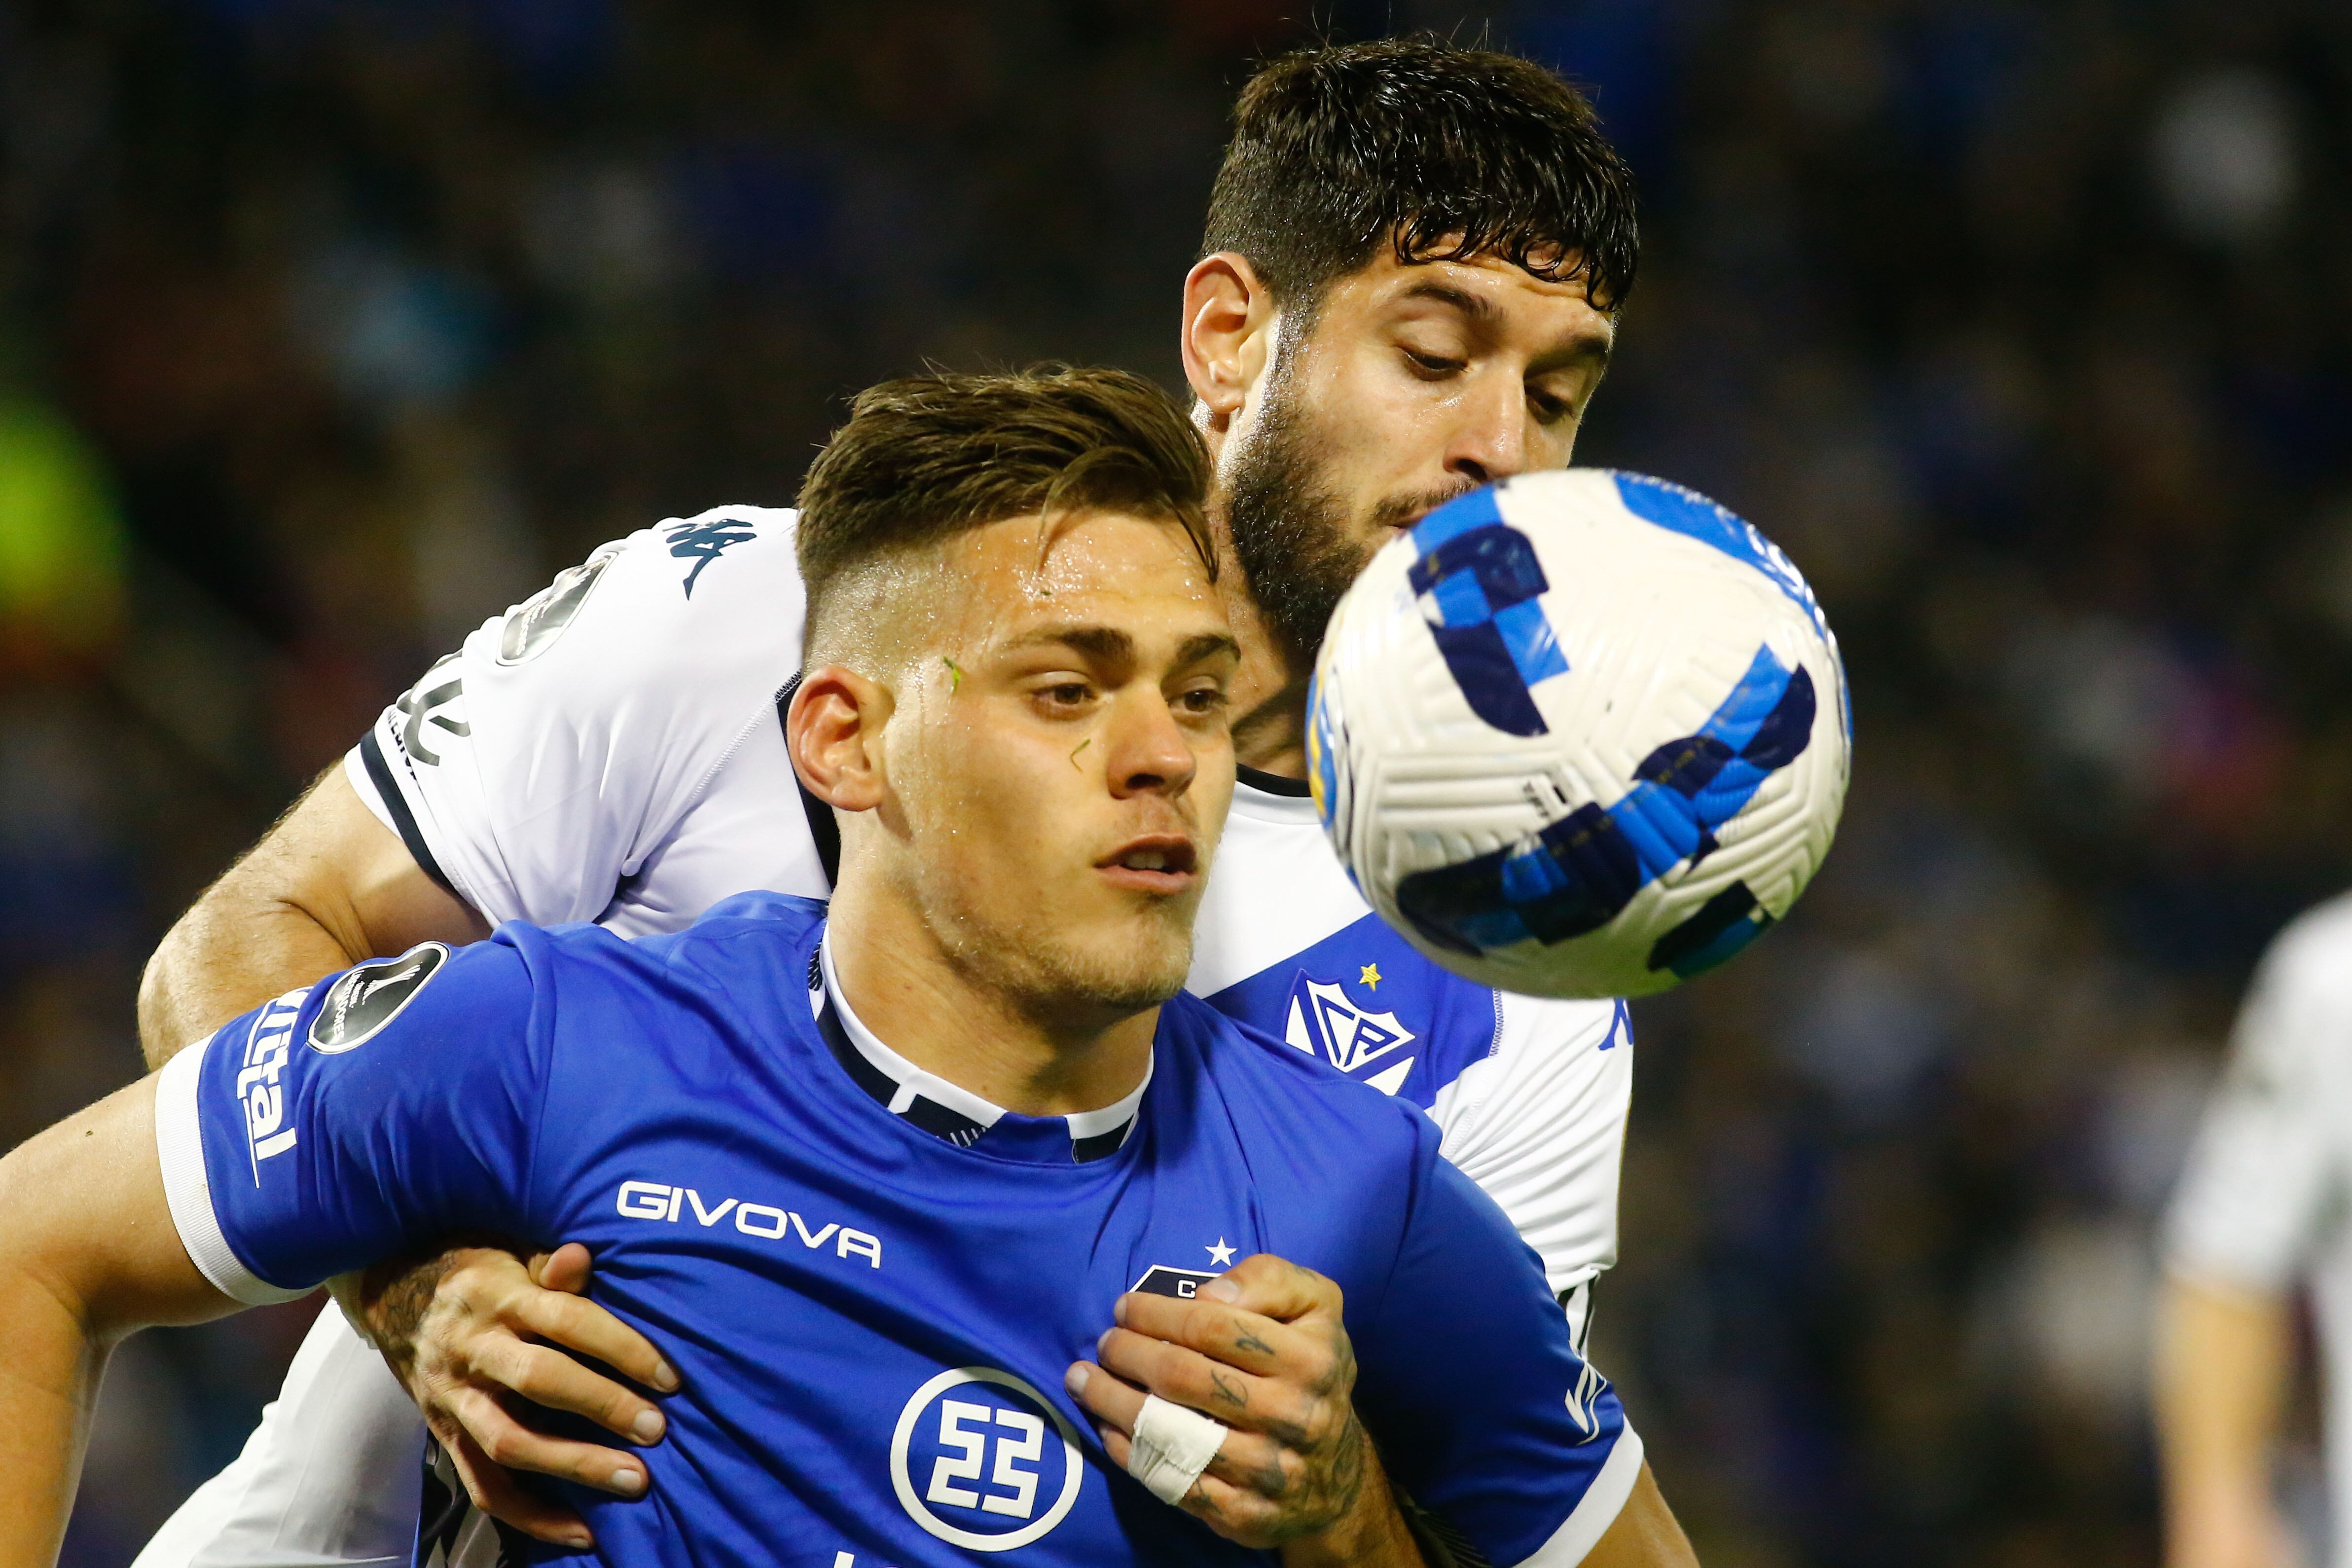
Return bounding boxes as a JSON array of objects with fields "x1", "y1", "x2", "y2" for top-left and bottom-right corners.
[
  {"x1": 441, "y1": 1426, "x2": 593, "y2": 1549},
  {"x1": 1198, "y1": 1254, "x2": 1342, "y2": 1325},
  {"x1": 1094, "y1": 1326, "x2": 1322, "y2": 1442},
  {"x1": 1110, "y1": 1291, "x2": 1296, "y2": 1377},
  {"x1": 1077, "y1": 1335, "x2": 1336, "y2": 1457},
  {"x1": 471, "y1": 1334, "x2": 669, "y2": 1445},
  {"x1": 443, "y1": 1382, "x2": 651, "y2": 1499},
  {"x1": 1093, "y1": 1410, "x2": 1294, "y2": 1547},
  {"x1": 532, "y1": 1241, "x2": 594, "y2": 1296},
  {"x1": 1065, "y1": 1355, "x2": 1150, "y2": 1433},
  {"x1": 511, "y1": 1285, "x2": 681, "y2": 1396}
]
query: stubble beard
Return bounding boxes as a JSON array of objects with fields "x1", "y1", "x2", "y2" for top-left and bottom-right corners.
[
  {"x1": 1220, "y1": 376, "x2": 1370, "y2": 670},
  {"x1": 925, "y1": 878, "x2": 1199, "y2": 1028}
]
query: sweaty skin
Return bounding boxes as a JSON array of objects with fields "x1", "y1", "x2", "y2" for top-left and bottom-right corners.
[{"x1": 132, "y1": 247, "x2": 1691, "y2": 1562}]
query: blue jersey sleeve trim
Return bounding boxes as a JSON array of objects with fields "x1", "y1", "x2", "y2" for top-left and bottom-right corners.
[
  {"x1": 154, "y1": 1034, "x2": 306, "y2": 1306},
  {"x1": 1511, "y1": 1426, "x2": 1644, "y2": 1568}
]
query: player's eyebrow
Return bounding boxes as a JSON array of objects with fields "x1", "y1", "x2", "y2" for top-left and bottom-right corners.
[
  {"x1": 1399, "y1": 279, "x2": 1501, "y2": 326},
  {"x1": 999, "y1": 625, "x2": 1238, "y2": 671},
  {"x1": 1397, "y1": 279, "x2": 1614, "y2": 371},
  {"x1": 1173, "y1": 631, "x2": 1242, "y2": 668},
  {"x1": 1003, "y1": 624, "x2": 1136, "y2": 665}
]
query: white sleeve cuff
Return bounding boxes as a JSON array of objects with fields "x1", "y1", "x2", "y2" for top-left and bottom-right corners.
[
  {"x1": 1512, "y1": 1424, "x2": 1645, "y2": 1567},
  {"x1": 154, "y1": 1036, "x2": 310, "y2": 1307}
]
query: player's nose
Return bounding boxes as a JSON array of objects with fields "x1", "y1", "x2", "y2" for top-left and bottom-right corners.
[
  {"x1": 1443, "y1": 371, "x2": 1533, "y2": 487},
  {"x1": 1102, "y1": 687, "x2": 1198, "y2": 799}
]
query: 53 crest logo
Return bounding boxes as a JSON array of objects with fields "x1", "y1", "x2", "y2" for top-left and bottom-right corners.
[{"x1": 890, "y1": 1367, "x2": 1083, "y2": 1552}]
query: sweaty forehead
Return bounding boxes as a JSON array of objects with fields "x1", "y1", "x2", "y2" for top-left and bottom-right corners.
[{"x1": 906, "y1": 511, "x2": 1222, "y2": 654}]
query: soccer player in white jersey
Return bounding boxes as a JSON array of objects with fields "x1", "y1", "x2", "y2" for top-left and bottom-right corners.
[
  {"x1": 132, "y1": 36, "x2": 1680, "y2": 1568},
  {"x1": 2157, "y1": 893, "x2": 2352, "y2": 1568}
]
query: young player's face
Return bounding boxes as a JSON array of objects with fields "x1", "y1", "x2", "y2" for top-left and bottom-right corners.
[
  {"x1": 882, "y1": 510, "x2": 1238, "y2": 1023},
  {"x1": 1220, "y1": 248, "x2": 1616, "y2": 660}
]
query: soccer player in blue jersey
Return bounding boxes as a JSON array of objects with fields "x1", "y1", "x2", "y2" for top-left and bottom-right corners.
[
  {"x1": 130, "y1": 37, "x2": 1691, "y2": 1568},
  {"x1": 0, "y1": 369, "x2": 1689, "y2": 1568}
]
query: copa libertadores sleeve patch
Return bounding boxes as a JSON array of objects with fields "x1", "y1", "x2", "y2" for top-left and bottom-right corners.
[{"x1": 308, "y1": 943, "x2": 452, "y2": 1055}]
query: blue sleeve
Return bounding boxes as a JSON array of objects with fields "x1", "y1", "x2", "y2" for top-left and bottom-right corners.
[
  {"x1": 1348, "y1": 1137, "x2": 1641, "y2": 1568},
  {"x1": 163, "y1": 932, "x2": 550, "y2": 1299}
]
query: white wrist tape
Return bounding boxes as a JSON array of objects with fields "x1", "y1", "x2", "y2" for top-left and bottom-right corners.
[{"x1": 1126, "y1": 1393, "x2": 1229, "y2": 1505}]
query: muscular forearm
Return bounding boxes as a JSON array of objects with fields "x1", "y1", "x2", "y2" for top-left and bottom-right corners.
[
  {"x1": 139, "y1": 888, "x2": 369, "y2": 1067},
  {"x1": 138, "y1": 766, "x2": 486, "y2": 1069},
  {"x1": 0, "y1": 1260, "x2": 106, "y2": 1566},
  {"x1": 0, "y1": 1080, "x2": 240, "y2": 1564}
]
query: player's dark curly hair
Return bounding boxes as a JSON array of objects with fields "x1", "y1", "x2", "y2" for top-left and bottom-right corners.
[
  {"x1": 1202, "y1": 36, "x2": 1639, "y2": 315},
  {"x1": 796, "y1": 365, "x2": 1213, "y2": 640}
]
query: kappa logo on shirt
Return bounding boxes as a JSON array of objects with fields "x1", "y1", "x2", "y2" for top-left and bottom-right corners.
[
  {"x1": 665, "y1": 516, "x2": 759, "y2": 598},
  {"x1": 1282, "y1": 971, "x2": 1418, "y2": 1094},
  {"x1": 891, "y1": 1367, "x2": 1084, "y2": 1552}
]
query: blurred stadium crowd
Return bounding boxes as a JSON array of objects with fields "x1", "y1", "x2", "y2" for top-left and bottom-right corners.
[{"x1": 3, "y1": 1, "x2": 2349, "y2": 1563}]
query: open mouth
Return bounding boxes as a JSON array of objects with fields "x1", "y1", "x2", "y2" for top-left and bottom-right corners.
[{"x1": 1096, "y1": 836, "x2": 1199, "y2": 893}]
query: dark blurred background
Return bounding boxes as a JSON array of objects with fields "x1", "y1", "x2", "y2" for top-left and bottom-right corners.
[{"x1": 5, "y1": 1, "x2": 2349, "y2": 1563}]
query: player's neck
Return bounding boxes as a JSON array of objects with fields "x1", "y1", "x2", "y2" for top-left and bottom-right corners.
[
  {"x1": 1209, "y1": 515, "x2": 1311, "y2": 780},
  {"x1": 822, "y1": 890, "x2": 1156, "y2": 1119}
]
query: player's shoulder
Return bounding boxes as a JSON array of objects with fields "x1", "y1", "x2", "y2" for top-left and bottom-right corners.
[
  {"x1": 464, "y1": 897, "x2": 824, "y2": 1032},
  {"x1": 618, "y1": 891, "x2": 829, "y2": 987},
  {"x1": 1165, "y1": 991, "x2": 1438, "y2": 1163},
  {"x1": 470, "y1": 504, "x2": 803, "y2": 693}
]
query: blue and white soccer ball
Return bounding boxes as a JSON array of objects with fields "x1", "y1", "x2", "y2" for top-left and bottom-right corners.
[{"x1": 1306, "y1": 470, "x2": 1851, "y2": 1000}]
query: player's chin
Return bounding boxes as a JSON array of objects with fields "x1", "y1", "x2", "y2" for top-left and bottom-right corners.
[{"x1": 1071, "y1": 913, "x2": 1196, "y2": 1008}]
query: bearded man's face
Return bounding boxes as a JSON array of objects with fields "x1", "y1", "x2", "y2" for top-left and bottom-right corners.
[{"x1": 1216, "y1": 246, "x2": 1616, "y2": 662}]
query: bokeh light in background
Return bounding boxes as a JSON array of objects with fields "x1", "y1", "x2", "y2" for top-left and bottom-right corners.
[{"x1": 4, "y1": 1, "x2": 2348, "y2": 1563}]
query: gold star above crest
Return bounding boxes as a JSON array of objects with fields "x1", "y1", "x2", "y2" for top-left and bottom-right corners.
[{"x1": 1359, "y1": 963, "x2": 1381, "y2": 990}]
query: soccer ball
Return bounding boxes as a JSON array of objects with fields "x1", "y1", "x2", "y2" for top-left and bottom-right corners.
[{"x1": 1306, "y1": 470, "x2": 1850, "y2": 1000}]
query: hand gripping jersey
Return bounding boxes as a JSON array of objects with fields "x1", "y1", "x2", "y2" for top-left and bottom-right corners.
[
  {"x1": 2167, "y1": 890, "x2": 2352, "y2": 1567},
  {"x1": 156, "y1": 895, "x2": 1641, "y2": 1568},
  {"x1": 136, "y1": 508, "x2": 1636, "y2": 1568}
]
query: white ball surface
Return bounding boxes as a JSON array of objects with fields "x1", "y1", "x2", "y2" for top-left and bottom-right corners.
[{"x1": 1306, "y1": 469, "x2": 1851, "y2": 999}]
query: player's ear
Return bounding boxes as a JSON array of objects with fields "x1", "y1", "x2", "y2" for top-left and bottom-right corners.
[
  {"x1": 788, "y1": 666, "x2": 890, "y2": 814},
  {"x1": 1181, "y1": 253, "x2": 1278, "y2": 434}
]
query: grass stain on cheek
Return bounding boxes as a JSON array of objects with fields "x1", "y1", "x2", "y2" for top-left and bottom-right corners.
[
  {"x1": 942, "y1": 656, "x2": 964, "y2": 692},
  {"x1": 1071, "y1": 738, "x2": 1090, "y2": 769}
]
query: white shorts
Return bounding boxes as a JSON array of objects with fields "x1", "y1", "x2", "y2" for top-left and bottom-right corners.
[{"x1": 135, "y1": 1308, "x2": 423, "y2": 1568}]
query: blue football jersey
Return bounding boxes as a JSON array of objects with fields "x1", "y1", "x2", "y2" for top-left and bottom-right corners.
[{"x1": 157, "y1": 894, "x2": 1638, "y2": 1568}]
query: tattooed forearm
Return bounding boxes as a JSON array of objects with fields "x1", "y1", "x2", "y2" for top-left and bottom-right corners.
[{"x1": 1325, "y1": 1411, "x2": 1367, "y2": 1518}]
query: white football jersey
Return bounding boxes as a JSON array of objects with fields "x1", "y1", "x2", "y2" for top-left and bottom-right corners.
[
  {"x1": 139, "y1": 506, "x2": 1634, "y2": 1568},
  {"x1": 2167, "y1": 890, "x2": 2352, "y2": 1566}
]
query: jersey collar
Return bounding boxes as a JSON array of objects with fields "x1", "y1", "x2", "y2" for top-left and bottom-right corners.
[
  {"x1": 1230, "y1": 764, "x2": 1320, "y2": 826},
  {"x1": 812, "y1": 929, "x2": 1148, "y2": 1164}
]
